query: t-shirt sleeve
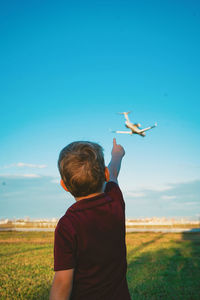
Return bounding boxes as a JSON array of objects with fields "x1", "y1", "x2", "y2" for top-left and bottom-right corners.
[
  {"x1": 54, "y1": 216, "x2": 76, "y2": 271},
  {"x1": 105, "y1": 181, "x2": 125, "y2": 209}
]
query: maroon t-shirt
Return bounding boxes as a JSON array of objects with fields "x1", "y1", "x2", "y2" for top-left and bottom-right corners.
[{"x1": 54, "y1": 181, "x2": 131, "y2": 300}]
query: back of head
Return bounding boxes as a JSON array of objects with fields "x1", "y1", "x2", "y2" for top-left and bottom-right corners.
[{"x1": 58, "y1": 141, "x2": 105, "y2": 197}]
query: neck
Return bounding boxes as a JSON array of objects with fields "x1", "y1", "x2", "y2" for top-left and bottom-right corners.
[
  {"x1": 75, "y1": 191, "x2": 103, "y2": 202},
  {"x1": 75, "y1": 182, "x2": 108, "y2": 202}
]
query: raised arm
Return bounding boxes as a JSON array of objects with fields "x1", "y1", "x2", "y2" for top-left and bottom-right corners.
[{"x1": 108, "y1": 138, "x2": 125, "y2": 184}]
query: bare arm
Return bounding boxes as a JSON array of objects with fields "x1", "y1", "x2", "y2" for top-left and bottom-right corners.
[
  {"x1": 49, "y1": 269, "x2": 74, "y2": 300},
  {"x1": 108, "y1": 138, "x2": 125, "y2": 184}
]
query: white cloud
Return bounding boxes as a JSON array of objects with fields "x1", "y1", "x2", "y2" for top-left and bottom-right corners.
[
  {"x1": 146, "y1": 185, "x2": 173, "y2": 192},
  {"x1": 23, "y1": 174, "x2": 41, "y2": 178},
  {"x1": 0, "y1": 173, "x2": 40, "y2": 178},
  {"x1": 161, "y1": 195, "x2": 177, "y2": 200},
  {"x1": 184, "y1": 201, "x2": 199, "y2": 206},
  {"x1": 3, "y1": 162, "x2": 47, "y2": 169},
  {"x1": 125, "y1": 191, "x2": 146, "y2": 198},
  {"x1": 51, "y1": 178, "x2": 60, "y2": 184},
  {"x1": 124, "y1": 184, "x2": 173, "y2": 198}
]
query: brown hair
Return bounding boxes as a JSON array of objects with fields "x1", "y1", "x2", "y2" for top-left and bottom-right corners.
[{"x1": 58, "y1": 141, "x2": 105, "y2": 197}]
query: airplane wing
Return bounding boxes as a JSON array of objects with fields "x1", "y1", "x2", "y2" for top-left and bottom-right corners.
[
  {"x1": 114, "y1": 130, "x2": 132, "y2": 135},
  {"x1": 139, "y1": 123, "x2": 157, "y2": 133}
]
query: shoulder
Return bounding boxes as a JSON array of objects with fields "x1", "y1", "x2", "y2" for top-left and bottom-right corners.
[
  {"x1": 105, "y1": 180, "x2": 122, "y2": 194},
  {"x1": 105, "y1": 181, "x2": 125, "y2": 207},
  {"x1": 55, "y1": 214, "x2": 76, "y2": 239}
]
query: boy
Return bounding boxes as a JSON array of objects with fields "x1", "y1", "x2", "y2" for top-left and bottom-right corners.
[{"x1": 50, "y1": 138, "x2": 131, "y2": 300}]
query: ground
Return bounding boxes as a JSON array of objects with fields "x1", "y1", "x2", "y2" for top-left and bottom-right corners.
[{"x1": 0, "y1": 231, "x2": 200, "y2": 299}]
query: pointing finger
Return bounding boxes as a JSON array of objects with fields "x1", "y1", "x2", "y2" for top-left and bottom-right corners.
[{"x1": 113, "y1": 138, "x2": 117, "y2": 146}]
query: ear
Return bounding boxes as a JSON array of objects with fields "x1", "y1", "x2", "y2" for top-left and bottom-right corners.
[
  {"x1": 105, "y1": 167, "x2": 110, "y2": 182},
  {"x1": 60, "y1": 179, "x2": 69, "y2": 192}
]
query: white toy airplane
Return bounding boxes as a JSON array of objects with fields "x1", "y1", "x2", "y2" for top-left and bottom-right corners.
[{"x1": 112, "y1": 111, "x2": 157, "y2": 137}]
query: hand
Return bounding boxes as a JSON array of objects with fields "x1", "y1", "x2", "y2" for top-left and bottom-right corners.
[{"x1": 111, "y1": 138, "x2": 125, "y2": 159}]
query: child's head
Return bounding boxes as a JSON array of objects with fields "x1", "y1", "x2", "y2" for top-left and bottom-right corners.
[{"x1": 58, "y1": 141, "x2": 106, "y2": 197}]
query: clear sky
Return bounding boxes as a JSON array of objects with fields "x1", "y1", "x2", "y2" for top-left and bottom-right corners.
[{"x1": 0, "y1": 0, "x2": 200, "y2": 219}]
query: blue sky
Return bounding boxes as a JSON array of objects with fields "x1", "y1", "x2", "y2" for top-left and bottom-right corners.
[{"x1": 0, "y1": 0, "x2": 200, "y2": 219}]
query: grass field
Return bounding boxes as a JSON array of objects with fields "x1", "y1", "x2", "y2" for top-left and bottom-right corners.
[{"x1": 0, "y1": 231, "x2": 200, "y2": 300}]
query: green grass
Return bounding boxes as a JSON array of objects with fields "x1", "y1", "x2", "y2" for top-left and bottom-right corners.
[
  {"x1": 0, "y1": 232, "x2": 54, "y2": 300},
  {"x1": 0, "y1": 231, "x2": 200, "y2": 299},
  {"x1": 126, "y1": 233, "x2": 200, "y2": 300}
]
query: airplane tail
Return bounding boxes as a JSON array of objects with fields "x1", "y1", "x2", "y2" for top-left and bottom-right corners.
[
  {"x1": 118, "y1": 111, "x2": 131, "y2": 115},
  {"x1": 118, "y1": 111, "x2": 131, "y2": 121}
]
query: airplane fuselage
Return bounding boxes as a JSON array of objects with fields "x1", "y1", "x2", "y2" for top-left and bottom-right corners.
[{"x1": 125, "y1": 121, "x2": 140, "y2": 134}]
